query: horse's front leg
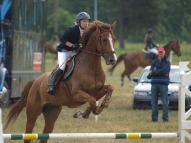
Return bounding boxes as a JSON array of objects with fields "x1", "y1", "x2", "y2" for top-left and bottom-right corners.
[
  {"x1": 72, "y1": 90, "x2": 96, "y2": 119},
  {"x1": 92, "y1": 84, "x2": 114, "y2": 115}
]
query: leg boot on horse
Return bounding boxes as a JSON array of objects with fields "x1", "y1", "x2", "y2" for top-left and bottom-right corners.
[{"x1": 47, "y1": 68, "x2": 63, "y2": 95}]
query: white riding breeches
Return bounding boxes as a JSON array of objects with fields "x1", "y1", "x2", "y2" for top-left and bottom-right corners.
[
  {"x1": 147, "y1": 48, "x2": 158, "y2": 55},
  {"x1": 58, "y1": 51, "x2": 77, "y2": 70}
]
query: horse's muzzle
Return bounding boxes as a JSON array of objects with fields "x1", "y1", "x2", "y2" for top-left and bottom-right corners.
[
  {"x1": 107, "y1": 59, "x2": 117, "y2": 65},
  {"x1": 105, "y1": 54, "x2": 117, "y2": 65}
]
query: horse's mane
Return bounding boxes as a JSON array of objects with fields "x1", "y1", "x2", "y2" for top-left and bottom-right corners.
[
  {"x1": 79, "y1": 20, "x2": 112, "y2": 46},
  {"x1": 163, "y1": 40, "x2": 178, "y2": 49}
]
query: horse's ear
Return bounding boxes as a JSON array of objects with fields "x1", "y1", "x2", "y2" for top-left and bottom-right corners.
[
  {"x1": 111, "y1": 21, "x2": 116, "y2": 30},
  {"x1": 95, "y1": 22, "x2": 101, "y2": 30}
]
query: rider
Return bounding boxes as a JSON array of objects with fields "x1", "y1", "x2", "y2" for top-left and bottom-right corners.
[
  {"x1": 47, "y1": 12, "x2": 90, "y2": 95},
  {"x1": 145, "y1": 28, "x2": 158, "y2": 57}
]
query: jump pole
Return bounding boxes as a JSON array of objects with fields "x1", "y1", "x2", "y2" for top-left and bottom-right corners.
[{"x1": 3, "y1": 133, "x2": 178, "y2": 140}]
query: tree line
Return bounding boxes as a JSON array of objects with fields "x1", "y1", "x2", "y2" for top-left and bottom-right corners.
[{"x1": 47, "y1": 0, "x2": 191, "y2": 48}]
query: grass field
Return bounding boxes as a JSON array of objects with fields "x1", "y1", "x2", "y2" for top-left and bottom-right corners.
[{"x1": 2, "y1": 42, "x2": 191, "y2": 143}]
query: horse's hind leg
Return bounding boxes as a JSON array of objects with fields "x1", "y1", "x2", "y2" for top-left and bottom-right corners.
[
  {"x1": 40, "y1": 105, "x2": 62, "y2": 143},
  {"x1": 121, "y1": 70, "x2": 127, "y2": 87},
  {"x1": 126, "y1": 67, "x2": 138, "y2": 87}
]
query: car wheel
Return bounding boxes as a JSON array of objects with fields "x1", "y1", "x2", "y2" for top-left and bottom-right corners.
[{"x1": 0, "y1": 81, "x2": 10, "y2": 108}]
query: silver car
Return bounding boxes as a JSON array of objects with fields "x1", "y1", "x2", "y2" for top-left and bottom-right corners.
[{"x1": 132, "y1": 65, "x2": 191, "y2": 110}]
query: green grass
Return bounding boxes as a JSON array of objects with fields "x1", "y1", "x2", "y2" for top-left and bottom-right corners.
[{"x1": 2, "y1": 42, "x2": 191, "y2": 143}]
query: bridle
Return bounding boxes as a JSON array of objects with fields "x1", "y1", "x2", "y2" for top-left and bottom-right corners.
[{"x1": 80, "y1": 29, "x2": 115, "y2": 57}]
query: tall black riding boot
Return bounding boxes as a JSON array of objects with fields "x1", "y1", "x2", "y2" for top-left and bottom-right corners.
[{"x1": 47, "y1": 68, "x2": 63, "y2": 95}]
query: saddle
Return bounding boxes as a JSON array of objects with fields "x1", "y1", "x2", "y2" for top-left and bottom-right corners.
[
  {"x1": 142, "y1": 49, "x2": 157, "y2": 60},
  {"x1": 47, "y1": 56, "x2": 84, "y2": 107},
  {"x1": 47, "y1": 55, "x2": 76, "y2": 85}
]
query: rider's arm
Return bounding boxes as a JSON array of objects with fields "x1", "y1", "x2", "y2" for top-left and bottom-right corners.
[
  {"x1": 152, "y1": 61, "x2": 171, "y2": 76},
  {"x1": 150, "y1": 37, "x2": 157, "y2": 48},
  {"x1": 65, "y1": 41, "x2": 73, "y2": 48},
  {"x1": 60, "y1": 27, "x2": 73, "y2": 47}
]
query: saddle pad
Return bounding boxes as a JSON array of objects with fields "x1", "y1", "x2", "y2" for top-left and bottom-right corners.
[
  {"x1": 63, "y1": 55, "x2": 76, "y2": 80},
  {"x1": 144, "y1": 53, "x2": 151, "y2": 60}
]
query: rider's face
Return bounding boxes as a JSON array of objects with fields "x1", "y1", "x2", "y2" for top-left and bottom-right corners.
[{"x1": 79, "y1": 19, "x2": 89, "y2": 30}]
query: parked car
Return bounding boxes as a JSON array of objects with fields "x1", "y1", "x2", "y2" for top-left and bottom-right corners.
[{"x1": 132, "y1": 65, "x2": 191, "y2": 110}]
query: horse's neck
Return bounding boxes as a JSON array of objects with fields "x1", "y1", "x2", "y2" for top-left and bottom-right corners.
[
  {"x1": 78, "y1": 44, "x2": 102, "y2": 70},
  {"x1": 165, "y1": 47, "x2": 171, "y2": 58}
]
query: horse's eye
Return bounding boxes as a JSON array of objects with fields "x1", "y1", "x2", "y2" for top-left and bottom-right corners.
[{"x1": 103, "y1": 39, "x2": 107, "y2": 43}]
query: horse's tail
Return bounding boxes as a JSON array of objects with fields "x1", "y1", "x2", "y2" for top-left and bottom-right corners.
[
  {"x1": 4, "y1": 79, "x2": 35, "y2": 130},
  {"x1": 108, "y1": 53, "x2": 127, "y2": 75}
]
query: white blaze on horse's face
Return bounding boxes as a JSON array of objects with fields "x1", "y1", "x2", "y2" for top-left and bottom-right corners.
[{"x1": 108, "y1": 33, "x2": 117, "y2": 64}]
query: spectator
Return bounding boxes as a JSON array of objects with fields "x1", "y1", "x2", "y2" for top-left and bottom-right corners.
[{"x1": 147, "y1": 47, "x2": 171, "y2": 122}]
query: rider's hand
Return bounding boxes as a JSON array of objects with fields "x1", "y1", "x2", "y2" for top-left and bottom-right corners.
[{"x1": 71, "y1": 44, "x2": 82, "y2": 50}]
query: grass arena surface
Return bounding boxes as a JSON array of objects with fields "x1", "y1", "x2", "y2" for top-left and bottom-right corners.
[{"x1": 2, "y1": 42, "x2": 191, "y2": 143}]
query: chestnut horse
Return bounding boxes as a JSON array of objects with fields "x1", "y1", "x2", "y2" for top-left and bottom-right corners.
[
  {"x1": 4, "y1": 20, "x2": 117, "y2": 143},
  {"x1": 45, "y1": 35, "x2": 60, "y2": 61},
  {"x1": 45, "y1": 33, "x2": 60, "y2": 54},
  {"x1": 108, "y1": 40, "x2": 181, "y2": 86},
  {"x1": 45, "y1": 42, "x2": 58, "y2": 54}
]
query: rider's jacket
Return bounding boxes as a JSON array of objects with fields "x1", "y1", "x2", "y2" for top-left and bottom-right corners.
[
  {"x1": 145, "y1": 35, "x2": 157, "y2": 50},
  {"x1": 57, "y1": 25, "x2": 80, "y2": 52}
]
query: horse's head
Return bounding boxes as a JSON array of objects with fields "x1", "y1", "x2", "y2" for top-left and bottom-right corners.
[
  {"x1": 94, "y1": 21, "x2": 117, "y2": 65},
  {"x1": 80, "y1": 20, "x2": 117, "y2": 65},
  {"x1": 164, "y1": 40, "x2": 181, "y2": 57}
]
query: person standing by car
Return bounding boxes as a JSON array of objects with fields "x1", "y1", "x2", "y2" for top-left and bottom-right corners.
[{"x1": 147, "y1": 47, "x2": 171, "y2": 122}]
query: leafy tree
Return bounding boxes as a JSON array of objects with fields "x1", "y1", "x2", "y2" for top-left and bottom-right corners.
[
  {"x1": 46, "y1": 2, "x2": 75, "y2": 40},
  {"x1": 46, "y1": 0, "x2": 191, "y2": 44},
  {"x1": 107, "y1": 0, "x2": 162, "y2": 47}
]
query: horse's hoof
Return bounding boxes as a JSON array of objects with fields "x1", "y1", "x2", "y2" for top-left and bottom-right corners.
[
  {"x1": 92, "y1": 106, "x2": 100, "y2": 115},
  {"x1": 121, "y1": 83, "x2": 124, "y2": 87},
  {"x1": 73, "y1": 111, "x2": 83, "y2": 118}
]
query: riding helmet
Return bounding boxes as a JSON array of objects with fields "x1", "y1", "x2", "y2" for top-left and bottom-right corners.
[
  {"x1": 147, "y1": 28, "x2": 153, "y2": 34},
  {"x1": 76, "y1": 12, "x2": 90, "y2": 22}
]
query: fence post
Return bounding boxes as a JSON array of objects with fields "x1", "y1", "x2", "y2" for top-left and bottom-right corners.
[
  {"x1": 0, "y1": 108, "x2": 4, "y2": 143},
  {"x1": 179, "y1": 61, "x2": 191, "y2": 143}
]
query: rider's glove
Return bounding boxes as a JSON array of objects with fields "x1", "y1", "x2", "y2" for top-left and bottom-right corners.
[{"x1": 71, "y1": 44, "x2": 82, "y2": 51}]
